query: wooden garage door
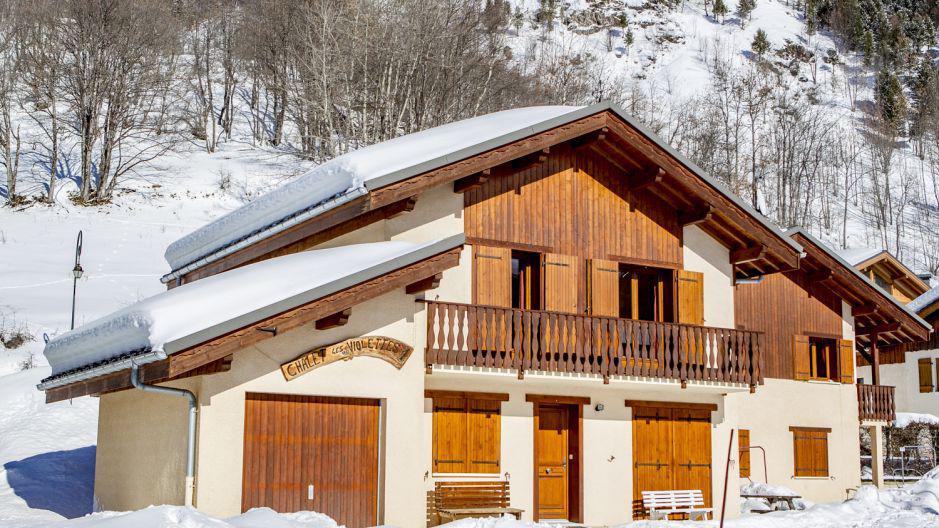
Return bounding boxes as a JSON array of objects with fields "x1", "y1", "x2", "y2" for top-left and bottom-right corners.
[
  {"x1": 632, "y1": 405, "x2": 712, "y2": 518},
  {"x1": 242, "y1": 393, "x2": 380, "y2": 528}
]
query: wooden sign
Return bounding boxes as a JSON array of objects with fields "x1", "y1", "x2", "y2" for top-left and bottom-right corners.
[{"x1": 280, "y1": 336, "x2": 413, "y2": 381}]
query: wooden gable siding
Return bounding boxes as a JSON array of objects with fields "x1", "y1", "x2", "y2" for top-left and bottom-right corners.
[
  {"x1": 464, "y1": 145, "x2": 683, "y2": 267},
  {"x1": 734, "y1": 271, "x2": 842, "y2": 380}
]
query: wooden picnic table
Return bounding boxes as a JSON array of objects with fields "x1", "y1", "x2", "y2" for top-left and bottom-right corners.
[{"x1": 740, "y1": 492, "x2": 801, "y2": 512}]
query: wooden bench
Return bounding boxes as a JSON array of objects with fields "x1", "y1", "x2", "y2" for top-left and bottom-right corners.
[
  {"x1": 642, "y1": 489, "x2": 712, "y2": 520},
  {"x1": 433, "y1": 481, "x2": 523, "y2": 524}
]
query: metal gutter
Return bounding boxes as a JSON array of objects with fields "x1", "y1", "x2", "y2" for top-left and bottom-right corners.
[
  {"x1": 786, "y1": 227, "x2": 931, "y2": 331},
  {"x1": 160, "y1": 186, "x2": 368, "y2": 284},
  {"x1": 37, "y1": 349, "x2": 167, "y2": 391}
]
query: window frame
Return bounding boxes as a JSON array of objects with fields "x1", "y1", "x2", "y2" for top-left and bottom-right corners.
[
  {"x1": 789, "y1": 426, "x2": 830, "y2": 478},
  {"x1": 807, "y1": 336, "x2": 838, "y2": 382}
]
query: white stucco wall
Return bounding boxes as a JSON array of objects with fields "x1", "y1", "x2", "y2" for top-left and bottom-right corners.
[
  {"x1": 423, "y1": 372, "x2": 743, "y2": 525},
  {"x1": 728, "y1": 379, "x2": 861, "y2": 504},
  {"x1": 682, "y1": 225, "x2": 735, "y2": 329}
]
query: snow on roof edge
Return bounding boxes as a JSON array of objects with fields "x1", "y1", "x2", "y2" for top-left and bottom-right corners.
[
  {"x1": 163, "y1": 101, "x2": 804, "y2": 282},
  {"x1": 909, "y1": 286, "x2": 939, "y2": 314},
  {"x1": 44, "y1": 234, "x2": 465, "y2": 380},
  {"x1": 163, "y1": 106, "x2": 583, "y2": 274}
]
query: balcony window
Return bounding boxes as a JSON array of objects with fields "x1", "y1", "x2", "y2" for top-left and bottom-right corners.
[{"x1": 511, "y1": 250, "x2": 541, "y2": 310}]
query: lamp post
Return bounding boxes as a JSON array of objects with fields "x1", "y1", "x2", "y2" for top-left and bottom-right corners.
[{"x1": 71, "y1": 231, "x2": 83, "y2": 330}]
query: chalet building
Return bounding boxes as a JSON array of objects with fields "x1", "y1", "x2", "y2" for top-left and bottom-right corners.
[{"x1": 37, "y1": 103, "x2": 931, "y2": 528}]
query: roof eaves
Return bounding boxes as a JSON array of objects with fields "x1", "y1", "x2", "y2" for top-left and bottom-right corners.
[
  {"x1": 787, "y1": 227, "x2": 931, "y2": 331},
  {"x1": 162, "y1": 233, "x2": 466, "y2": 355}
]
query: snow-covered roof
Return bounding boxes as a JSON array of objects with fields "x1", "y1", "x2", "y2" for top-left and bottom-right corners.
[
  {"x1": 909, "y1": 286, "x2": 939, "y2": 315},
  {"x1": 163, "y1": 106, "x2": 581, "y2": 276},
  {"x1": 41, "y1": 235, "x2": 463, "y2": 385},
  {"x1": 162, "y1": 101, "x2": 803, "y2": 283},
  {"x1": 836, "y1": 247, "x2": 884, "y2": 267}
]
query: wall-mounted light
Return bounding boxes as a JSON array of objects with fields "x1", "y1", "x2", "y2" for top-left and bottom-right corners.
[
  {"x1": 735, "y1": 275, "x2": 764, "y2": 285},
  {"x1": 595, "y1": 403, "x2": 605, "y2": 412}
]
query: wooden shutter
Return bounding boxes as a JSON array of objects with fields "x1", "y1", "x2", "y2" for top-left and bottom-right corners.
[
  {"x1": 433, "y1": 397, "x2": 468, "y2": 473},
  {"x1": 791, "y1": 427, "x2": 829, "y2": 477},
  {"x1": 919, "y1": 358, "x2": 934, "y2": 393},
  {"x1": 738, "y1": 429, "x2": 751, "y2": 478},
  {"x1": 838, "y1": 340, "x2": 855, "y2": 384},
  {"x1": 466, "y1": 399, "x2": 501, "y2": 473},
  {"x1": 792, "y1": 335, "x2": 811, "y2": 381},
  {"x1": 589, "y1": 259, "x2": 620, "y2": 317},
  {"x1": 676, "y1": 270, "x2": 704, "y2": 325},
  {"x1": 543, "y1": 253, "x2": 579, "y2": 314},
  {"x1": 473, "y1": 245, "x2": 511, "y2": 307}
]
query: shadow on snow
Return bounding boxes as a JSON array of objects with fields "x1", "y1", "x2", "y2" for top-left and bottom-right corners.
[{"x1": 3, "y1": 445, "x2": 96, "y2": 519}]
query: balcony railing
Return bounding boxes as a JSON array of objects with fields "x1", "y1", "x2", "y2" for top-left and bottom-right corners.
[
  {"x1": 425, "y1": 301, "x2": 764, "y2": 388},
  {"x1": 857, "y1": 383, "x2": 896, "y2": 423}
]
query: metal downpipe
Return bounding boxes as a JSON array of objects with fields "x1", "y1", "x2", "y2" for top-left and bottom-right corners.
[{"x1": 130, "y1": 364, "x2": 197, "y2": 507}]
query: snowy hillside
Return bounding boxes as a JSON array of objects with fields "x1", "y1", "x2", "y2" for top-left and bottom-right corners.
[{"x1": 0, "y1": 0, "x2": 937, "y2": 524}]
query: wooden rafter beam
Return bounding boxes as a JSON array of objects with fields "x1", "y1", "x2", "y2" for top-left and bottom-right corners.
[
  {"x1": 852, "y1": 304, "x2": 877, "y2": 317},
  {"x1": 511, "y1": 148, "x2": 550, "y2": 171},
  {"x1": 806, "y1": 269, "x2": 833, "y2": 283},
  {"x1": 45, "y1": 246, "x2": 463, "y2": 403},
  {"x1": 856, "y1": 322, "x2": 902, "y2": 336},
  {"x1": 453, "y1": 169, "x2": 490, "y2": 194},
  {"x1": 315, "y1": 309, "x2": 352, "y2": 330},
  {"x1": 678, "y1": 206, "x2": 714, "y2": 227},
  {"x1": 570, "y1": 127, "x2": 608, "y2": 151},
  {"x1": 730, "y1": 244, "x2": 767, "y2": 265},
  {"x1": 632, "y1": 167, "x2": 664, "y2": 192},
  {"x1": 405, "y1": 273, "x2": 442, "y2": 294},
  {"x1": 386, "y1": 196, "x2": 417, "y2": 218}
]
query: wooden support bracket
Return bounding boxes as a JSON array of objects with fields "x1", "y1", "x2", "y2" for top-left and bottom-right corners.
[
  {"x1": 511, "y1": 148, "x2": 550, "y2": 171},
  {"x1": 570, "y1": 127, "x2": 608, "y2": 151},
  {"x1": 852, "y1": 304, "x2": 877, "y2": 317},
  {"x1": 453, "y1": 169, "x2": 490, "y2": 193},
  {"x1": 678, "y1": 206, "x2": 714, "y2": 227},
  {"x1": 405, "y1": 273, "x2": 442, "y2": 294},
  {"x1": 386, "y1": 196, "x2": 417, "y2": 218},
  {"x1": 632, "y1": 167, "x2": 665, "y2": 192},
  {"x1": 314, "y1": 308, "x2": 352, "y2": 330},
  {"x1": 806, "y1": 269, "x2": 833, "y2": 283},
  {"x1": 730, "y1": 244, "x2": 767, "y2": 265}
]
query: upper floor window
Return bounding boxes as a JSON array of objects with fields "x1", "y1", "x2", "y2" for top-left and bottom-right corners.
[
  {"x1": 511, "y1": 250, "x2": 541, "y2": 310},
  {"x1": 793, "y1": 336, "x2": 854, "y2": 383},
  {"x1": 619, "y1": 265, "x2": 674, "y2": 323}
]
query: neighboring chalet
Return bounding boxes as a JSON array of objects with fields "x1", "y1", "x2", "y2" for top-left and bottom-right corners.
[
  {"x1": 838, "y1": 248, "x2": 930, "y2": 305},
  {"x1": 37, "y1": 103, "x2": 931, "y2": 527}
]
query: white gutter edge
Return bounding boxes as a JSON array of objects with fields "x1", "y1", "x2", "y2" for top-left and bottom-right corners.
[
  {"x1": 37, "y1": 349, "x2": 168, "y2": 391},
  {"x1": 160, "y1": 186, "x2": 369, "y2": 284}
]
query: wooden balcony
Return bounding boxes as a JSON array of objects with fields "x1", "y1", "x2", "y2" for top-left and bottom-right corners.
[
  {"x1": 425, "y1": 301, "x2": 764, "y2": 389},
  {"x1": 857, "y1": 383, "x2": 896, "y2": 423}
]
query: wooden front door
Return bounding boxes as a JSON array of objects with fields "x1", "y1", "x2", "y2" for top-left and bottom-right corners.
[
  {"x1": 536, "y1": 404, "x2": 571, "y2": 520},
  {"x1": 242, "y1": 393, "x2": 381, "y2": 528},
  {"x1": 632, "y1": 405, "x2": 712, "y2": 519}
]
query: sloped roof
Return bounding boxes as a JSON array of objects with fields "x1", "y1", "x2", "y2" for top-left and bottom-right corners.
[
  {"x1": 787, "y1": 228, "x2": 931, "y2": 343},
  {"x1": 161, "y1": 101, "x2": 803, "y2": 284},
  {"x1": 837, "y1": 247, "x2": 884, "y2": 266},
  {"x1": 909, "y1": 286, "x2": 939, "y2": 315},
  {"x1": 40, "y1": 235, "x2": 464, "y2": 389}
]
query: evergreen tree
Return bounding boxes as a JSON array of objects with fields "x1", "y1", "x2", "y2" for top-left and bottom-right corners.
[
  {"x1": 737, "y1": 0, "x2": 756, "y2": 24},
  {"x1": 805, "y1": 0, "x2": 818, "y2": 34},
  {"x1": 712, "y1": 0, "x2": 728, "y2": 22},
  {"x1": 875, "y1": 68, "x2": 908, "y2": 135},
  {"x1": 751, "y1": 28, "x2": 770, "y2": 57},
  {"x1": 910, "y1": 59, "x2": 937, "y2": 139},
  {"x1": 861, "y1": 29, "x2": 875, "y2": 67},
  {"x1": 623, "y1": 27, "x2": 634, "y2": 52}
]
